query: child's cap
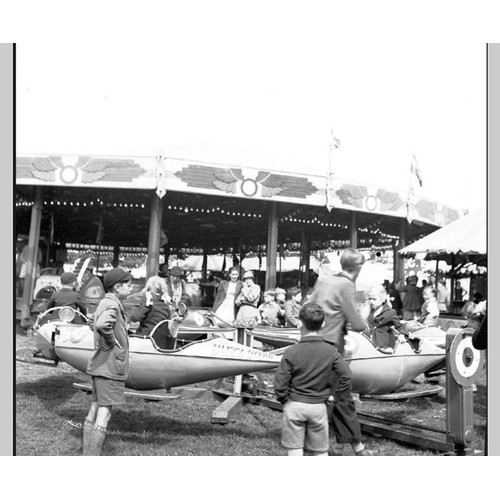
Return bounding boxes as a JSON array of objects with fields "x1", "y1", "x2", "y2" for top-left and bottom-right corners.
[
  {"x1": 60, "y1": 272, "x2": 77, "y2": 285},
  {"x1": 103, "y1": 267, "x2": 132, "y2": 290},
  {"x1": 169, "y1": 266, "x2": 185, "y2": 277},
  {"x1": 264, "y1": 290, "x2": 276, "y2": 297},
  {"x1": 275, "y1": 287, "x2": 286, "y2": 295}
]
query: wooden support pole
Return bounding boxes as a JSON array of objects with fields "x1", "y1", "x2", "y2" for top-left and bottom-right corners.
[
  {"x1": 112, "y1": 245, "x2": 120, "y2": 267},
  {"x1": 20, "y1": 186, "x2": 43, "y2": 327},
  {"x1": 232, "y1": 240, "x2": 238, "y2": 266},
  {"x1": 265, "y1": 202, "x2": 279, "y2": 290},
  {"x1": 301, "y1": 229, "x2": 311, "y2": 287},
  {"x1": 233, "y1": 327, "x2": 246, "y2": 395},
  {"x1": 350, "y1": 211, "x2": 358, "y2": 249},
  {"x1": 146, "y1": 193, "x2": 163, "y2": 279},
  {"x1": 202, "y1": 248, "x2": 208, "y2": 282},
  {"x1": 450, "y1": 254, "x2": 457, "y2": 314},
  {"x1": 393, "y1": 219, "x2": 407, "y2": 283}
]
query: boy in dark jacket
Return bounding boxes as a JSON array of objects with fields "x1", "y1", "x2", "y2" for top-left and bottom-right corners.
[
  {"x1": 46, "y1": 272, "x2": 87, "y2": 317},
  {"x1": 274, "y1": 302, "x2": 352, "y2": 456},
  {"x1": 83, "y1": 267, "x2": 132, "y2": 456}
]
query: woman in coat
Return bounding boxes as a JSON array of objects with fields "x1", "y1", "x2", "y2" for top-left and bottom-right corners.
[{"x1": 211, "y1": 267, "x2": 243, "y2": 326}]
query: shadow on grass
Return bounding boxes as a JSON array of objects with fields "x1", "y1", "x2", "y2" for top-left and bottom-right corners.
[
  {"x1": 110, "y1": 405, "x2": 281, "y2": 444},
  {"x1": 16, "y1": 373, "x2": 282, "y2": 447}
]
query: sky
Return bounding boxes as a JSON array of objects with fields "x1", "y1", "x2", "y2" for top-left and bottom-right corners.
[{"x1": 11, "y1": 0, "x2": 496, "y2": 213}]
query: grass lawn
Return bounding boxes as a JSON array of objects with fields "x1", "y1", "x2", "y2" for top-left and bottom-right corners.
[{"x1": 15, "y1": 332, "x2": 487, "y2": 456}]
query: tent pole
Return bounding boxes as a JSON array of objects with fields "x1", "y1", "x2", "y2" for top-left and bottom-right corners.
[
  {"x1": 20, "y1": 186, "x2": 43, "y2": 329},
  {"x1": 265, "y1": 202, "x2": 279, "y2": 290},
  {"x1": 113, "y1": 245, "x2": 120, "y2": 267},
  {"x1": 202, "y1": 248, "x2": 208, "y2": 281},
  {"x1": 394, "y1": 219, "x2": 407, "y2": 283},
  {"x1": 450, "y1": 254, "x2": 456, "y2": 314},
  {"x1": 301, "y1": 229, "x2": 311, "y2": 288},
  {"x1": 350, "y1": 212, "x2": 358, "y2": 249},
  {"x1": 146, "y1": 192, "x2": 163, "y2": 279}
]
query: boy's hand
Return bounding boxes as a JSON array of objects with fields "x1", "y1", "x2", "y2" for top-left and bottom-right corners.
[
  {"x1": 102, "y1": 339, "x2": 123, "y2": 351},
  {"x1": 326, "y1": 395, "x2": 334, "y2": 405}
]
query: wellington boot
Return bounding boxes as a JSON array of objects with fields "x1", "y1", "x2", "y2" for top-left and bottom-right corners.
[
  {"x1": 87, "y1": 425, "x2": 107, "y2": 456},
  {"x1": 82, "y1": 420, "x2": 94, "y2": 456}
]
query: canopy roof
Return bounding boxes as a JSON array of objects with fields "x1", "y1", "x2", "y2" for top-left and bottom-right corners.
[
  {"x1": 399, "y1": 208, "x2": 486, "y2": 265},
  {"x1": 15, "y1": 146, "x2": 462, "y2": 254}
]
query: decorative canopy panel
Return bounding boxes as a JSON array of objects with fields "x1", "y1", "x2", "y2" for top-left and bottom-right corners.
[{"x1": 16, "y1": 150, "x2": 462, "y2": 254}]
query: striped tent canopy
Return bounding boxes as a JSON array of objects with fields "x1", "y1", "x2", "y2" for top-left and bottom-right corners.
[{"x1": 399, "y1": 208, "x2": 486, "y2": 265}]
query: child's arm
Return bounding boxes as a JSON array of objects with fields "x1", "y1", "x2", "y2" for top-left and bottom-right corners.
[
  {"x1": 94, "y1": 306, "x2": 122, "y2": 350},
  {"x1": 46, "y1": 295, "x2": 56, "y2": 311},
  {"x1": 245, "y1": 284, "x2": 261, "y2": 303},
  {"x1": 273, "y1": 356, "x2": 293, "y2": 404},
  {"x1": 128, "y1": 297, "x2": 151, "y2": 324},
  {"x1": 341, "y1": 286, "x2": 369, "y2": 333}
]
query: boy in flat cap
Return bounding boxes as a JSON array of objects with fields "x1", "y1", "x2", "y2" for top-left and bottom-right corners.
[
  {"x1": 46, "y1": 272, "x2": 87, "y2": 317},
  {"x1": 83, "y1": 267, "x2": 132, "y2": 456}
]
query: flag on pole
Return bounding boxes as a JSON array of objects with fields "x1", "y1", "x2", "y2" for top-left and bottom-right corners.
[
  {"x1": 326, "y1": 129, "x2": 340, "y2": 212},
  {"x1": 330, "y1": 131, "x2": 341, "y2": 151},
  {"x1": 411, "y1": 153, "x2": 423, "y2": 187},
  {"x1": 407, "y1": 153, "x2": 423, "y2": 223}
]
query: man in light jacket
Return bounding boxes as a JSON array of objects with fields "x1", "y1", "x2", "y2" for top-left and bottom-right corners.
[{"x1": 304, "y1": 248, "x2": 376, "y2": 456}]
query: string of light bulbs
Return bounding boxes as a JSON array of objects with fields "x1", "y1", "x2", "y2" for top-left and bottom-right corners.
[{"x1": 16, "y1": 198, "x2": 264, "y2": 219}]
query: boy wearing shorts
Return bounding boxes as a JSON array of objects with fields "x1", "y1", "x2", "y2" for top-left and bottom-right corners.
[
  {"x1": 83, "y1": 267, "x2": 132, "y2": 456},
  {"x1": 274, "y1": 302, "x2": 352, "y2": 456}
]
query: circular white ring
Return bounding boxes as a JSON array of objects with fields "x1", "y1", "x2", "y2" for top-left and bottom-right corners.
[
  {"x1": 60, "y1": 165, "x2": 78, "y2": 184},
  {"x1": 455, "y1": 337, "x2": 481, "y2": 378},
  {"x1": 241, "y1": 178, "x2": 258, "y2": 197},
  {"x1": 365, "y1": 195, "x2": 377, "y2": 211}
]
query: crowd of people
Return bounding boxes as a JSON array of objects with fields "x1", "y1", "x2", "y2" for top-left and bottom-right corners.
[
  {"x1": 210, "y1": 268, "x2": 305, "y2": 328},
  {"x1": 38, "y1": 250, "x2": 487, "y2": 457}
]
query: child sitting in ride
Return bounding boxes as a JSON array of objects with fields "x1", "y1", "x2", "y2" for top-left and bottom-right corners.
[
  {"x1": 46, "y1": 272, "x2": 87, "y2": 319},
  {"x1": 284, "y1": 286, "x2": 302, "y2": 327},
  {"x1": 363, "y1": 284, "x2": 403, "y2": 353},
  {"x1": 128, "y1": 276, "x2": 174, "y2": 342},
  {"x1": 419, "y1": 286, "x2": 440, "y2": 327},
  {"x1": 258, "y1": 289, "x2": 282, "y2": 327},
  {"x1": 274, "y1": 287, "x2": 287, "y2": 325}
]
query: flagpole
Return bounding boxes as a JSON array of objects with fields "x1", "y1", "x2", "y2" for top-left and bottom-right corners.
[
  {"x1": 407, "y1": 153, "x2": 422, "y2": 224},
  {"x1": 406, "y1": 158, "x2": 414, "y2": 223},
  {"x1": 327, "y1": 130, "x2": 333, "y2": 210},
  {"x1": 327, "y1": 130, "x2": 340, "y2": 211}
]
